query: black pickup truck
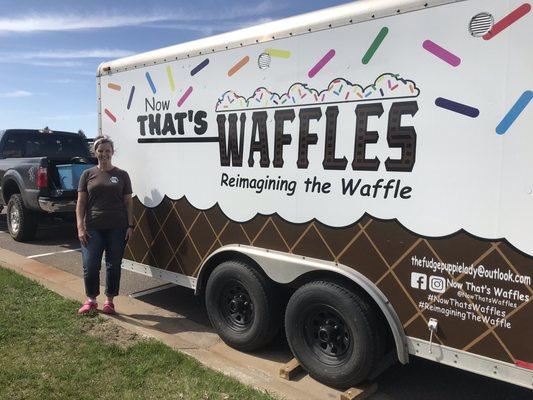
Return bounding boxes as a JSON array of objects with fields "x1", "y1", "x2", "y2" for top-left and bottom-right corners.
[{"x1": 0, "y1": 129, "x2": 95, "y2": 241}]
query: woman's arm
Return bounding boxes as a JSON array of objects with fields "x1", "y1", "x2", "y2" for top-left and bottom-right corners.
[
  {"x1": 76, "y1": 191, "x2": 90, "y2": 246},
  {"x1": 124, "y1": 194, "x2": 133, "y2": 241}
]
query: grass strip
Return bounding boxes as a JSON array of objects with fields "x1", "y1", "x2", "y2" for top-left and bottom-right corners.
[{"x1": 0, "y1": 267, "x2": 278, "y2": 400}]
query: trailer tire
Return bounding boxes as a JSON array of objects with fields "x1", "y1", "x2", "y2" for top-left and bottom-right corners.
[
  {"x1": 285, "y1": 280, "x2": 384, "y2": 388},
  {"x1": 205, "y1": 260, "x2": 282, "y2": 351},
  {"x1": 7, "y1": 194, "x2": 38, "y2": 242}
]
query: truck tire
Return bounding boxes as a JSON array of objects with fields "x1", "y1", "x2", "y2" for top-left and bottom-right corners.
[
  {"x1": 205, "y1": 260, "x2": 282, "y2": 351},
  {"x1": 7, "y1": 194, "x2": 38, "y2": 241},
  {"x1": 285, "y1": 281, "x2": 385, "y2": 388}
]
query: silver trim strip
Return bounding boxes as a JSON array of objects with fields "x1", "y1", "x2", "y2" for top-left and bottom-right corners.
[
  {"x1": 97, "y1": 75, "x2": 102, "y2": 136},
  {"x1": 98, "y1": 0, "x2": 465, "y2": 75},
  {"x1": 407, "y1": 337, "x2": 533, "y2": 389},
  {"x1": 121, "y1": 259, "x2": 197, "y2": 289}
]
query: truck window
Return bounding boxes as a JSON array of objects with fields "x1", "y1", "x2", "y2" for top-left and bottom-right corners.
[
  {"x1": 1, "y1": 132, "x2": 90, "y2": 158},
  {"x1": 1, "y1": 138, "x2": 24, "y2": 158}
]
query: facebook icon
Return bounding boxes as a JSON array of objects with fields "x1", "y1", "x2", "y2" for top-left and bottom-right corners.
[{"x1": 411, "y1": 272, "x2": 427, "y2": 290}]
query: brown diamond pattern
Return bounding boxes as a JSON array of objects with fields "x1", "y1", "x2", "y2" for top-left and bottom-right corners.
[
  {"x1": 126, "y1": 196, "x2": 533, "y2": 365},
  {"x1": 254, "y1": 219, "x2": 290, "y2": 252}
]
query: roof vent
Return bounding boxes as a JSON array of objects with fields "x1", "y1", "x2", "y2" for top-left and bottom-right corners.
[
  {"x1": 468, "y1": 12, "x2": 494, "y2": 37},
  {"x1": 258, "y1": 53, "x2": 271, "y2": 69}
]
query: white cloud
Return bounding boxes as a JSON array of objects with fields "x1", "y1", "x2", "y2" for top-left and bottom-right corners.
[
  {"x1": 46, "y1": 112, "x2": 97, "y2": 121},
  {"x1": 147, "y1": 17, "x2": 274, "y2": 35},
  {"x1": 0, "y1": 49, "x2": 134, "y2": 59},
  {"x1": 0, "y1": 49, "x2": 134, "y2": 68},
  {"x1": 23, "y1": 60, "x2": 85, "y2": 68},
  {"x1": 0, "y1": 14, "x2": 167, "y2": 33},
  {"x1": 0, "y1": 2, "x2": 280, "y2": 34},
  {"x1": 0, "y1": 90, "x2": 32, "y2": 98}
]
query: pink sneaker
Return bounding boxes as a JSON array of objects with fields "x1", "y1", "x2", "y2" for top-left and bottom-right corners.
[
  {"x1": 77, "y1": 300, "x2": 97, "y2": 314},
  {"x1": 102, "y1": 301, "x2": 116, "y2": 315}
]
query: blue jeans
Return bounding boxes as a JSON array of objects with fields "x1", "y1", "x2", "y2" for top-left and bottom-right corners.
[{"x1": 81, "y1": 228, "x2": 127, "y2": 298}]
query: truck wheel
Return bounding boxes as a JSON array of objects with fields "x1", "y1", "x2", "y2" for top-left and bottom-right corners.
[
  {"x1": 285, "y1": 281, "x2": 384, "y2": 388},
  {"x1": 7, "y1": 194, "x2": 38, "y2": 241},
  {"x1": 205, "y1": 260, "x2": 282, "y2": 351}
]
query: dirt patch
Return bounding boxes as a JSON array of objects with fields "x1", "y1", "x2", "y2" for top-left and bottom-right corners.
[{"x1": 81, "y1": 318, "x2": 148, "y2": 349}]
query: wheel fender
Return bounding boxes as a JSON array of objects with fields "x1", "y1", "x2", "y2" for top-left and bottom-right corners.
[
  {"x1": 197, "y1": 244, "x2": 409, "y2": 364},
  {"x1": 2, "y1": 171, "x2": 25, "y2": 205}
]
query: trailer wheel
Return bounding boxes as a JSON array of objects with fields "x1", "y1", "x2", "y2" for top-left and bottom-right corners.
[
  {"x1": 205, "y1": 260, "x2": 282, "y2": 351},
  {"x1": 7, "y1": 194, "x2": 38, "y2": 241},
  {"x1": 285, "y1": 281, "x2": 384, "y2": 388}
]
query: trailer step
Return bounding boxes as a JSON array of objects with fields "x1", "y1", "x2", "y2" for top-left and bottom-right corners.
[
  {"x1": 278, "y1": 358, "x2": 303, "y2": 381},
  {"x1": 340, "y1": 383, "x2": 377, "y2": 400}
]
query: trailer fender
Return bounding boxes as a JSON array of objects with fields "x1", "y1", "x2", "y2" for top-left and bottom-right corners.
[{"x1": 196, "y1": 244, "x2": 409, "y2": 364}]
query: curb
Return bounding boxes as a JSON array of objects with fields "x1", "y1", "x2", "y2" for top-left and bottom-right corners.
[{"x1": 0, "y1": 248, "x2": 342, "y2": 400}]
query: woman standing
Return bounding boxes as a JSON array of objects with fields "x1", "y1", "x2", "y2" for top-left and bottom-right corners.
[{"x1": 76, "y1": 136, "x2": 133, "y2": 314}]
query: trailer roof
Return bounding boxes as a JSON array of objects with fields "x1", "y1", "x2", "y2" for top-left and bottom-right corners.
[{"x1": 98, "y1": 0, "x2": 464, "y2": 76}]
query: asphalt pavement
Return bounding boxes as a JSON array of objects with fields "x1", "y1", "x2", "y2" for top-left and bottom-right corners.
[{"x1": 0, "y1": 212, "x2": 530, "y2": 400}]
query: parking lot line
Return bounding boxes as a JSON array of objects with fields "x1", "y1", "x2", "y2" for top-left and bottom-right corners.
[{"x1": 27, "y1": 248, "x2": 81, "y2": 259}]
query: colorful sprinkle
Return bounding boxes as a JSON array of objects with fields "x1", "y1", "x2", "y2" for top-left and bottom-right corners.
[
  {"x1": 266, "y1": 48, "x2": 291, "y2": 58},
  {"x1": 104, "y1": 109, "x2": 116, "y2": 123},
  {"x1": 435, "y1": 97, "x2": 479, "y2": 118},
  {"x1": 422, "y1": 40, "x2": 461, "y2": 66},
  {"x1": 308, "y1": 49, "x2": 335, "y2": 78},
  {"x1": 145, "y1": 72, "x2": 156, "y2": 94},
  {"x1": 484, "y1": 3, "x2": 531, "y2": 40},
  {"x1": 344, "y1": 92, "x2": 350, "y2": 100},
  {"x1": 166, "y1": 66, "x2": 175, "y2": 91},
  {"x1": 409, "y1": 84, "x2": 414, "y2": 94},
  {"x1": 356, "y1": 92, "x2": 363, "y2": 99},
  {"x1": 496, "y1": 90, "x2": 532, "y2": 135},
  {"x1": 127, "y1": 86, "x2": 135, "y2": 110},
  {"x1": 362, "y1": 27, "x2": 389, "y2": 65},
  {"x1": 364, "y1": 91, "x2": 372, "y2": 98},
  {"x1": 107, "y1": 83, "x2": 121, "y2": 91},
  {"x1": 379, "y1": 88, "x2": 384, "y2": 97},
  {"x1": 177, "y1": 86, "x2": 193, "y2": 107},
  {"x1": 191, "y1": 58, "x2": 209, "y2": 76},
  {"x1": 228, "y1": 56, "x2": 249, "y2": 77}
]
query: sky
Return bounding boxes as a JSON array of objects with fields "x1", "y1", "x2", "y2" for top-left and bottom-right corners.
[{"x1": 0, "y1": 0, "x2": 350, "y2": 137}]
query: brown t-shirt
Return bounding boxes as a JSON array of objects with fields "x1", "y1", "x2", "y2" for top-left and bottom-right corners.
[{"x1": 78, "y1": 166, "x2": 132, "y2": 230}]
